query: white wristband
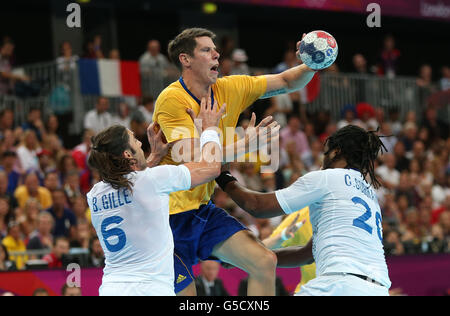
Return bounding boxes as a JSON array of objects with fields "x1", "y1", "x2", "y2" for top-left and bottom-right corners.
[
  {"x1": 200, "y1": 129, "x2": 221, "y2": 151},
  {"x1": 281, "y1": 227, "x2": 290, "y2": 241}
]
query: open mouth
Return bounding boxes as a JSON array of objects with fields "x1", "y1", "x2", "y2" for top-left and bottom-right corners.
[{"x1": 210, "y1": 65, "x2": 219, "y2": 72}]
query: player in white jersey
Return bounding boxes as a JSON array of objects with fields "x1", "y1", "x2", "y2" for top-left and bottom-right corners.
[
  {"x1": 86, "y1": 96, "x2": 225, "y2": 296},
  {"x1": 216, "y1": 125, "x2": 391, "y2": 296}
]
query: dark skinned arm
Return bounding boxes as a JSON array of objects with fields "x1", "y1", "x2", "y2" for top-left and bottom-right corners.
[
  {"x1": 273, "y1": 238, "x2": 314, "y2": 268},
  {"x1": 222, "y1": 180, "x2": 285, "y2": 218}
]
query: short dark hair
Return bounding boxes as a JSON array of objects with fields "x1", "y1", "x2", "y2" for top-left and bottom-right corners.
[{"x1": 168, "y1": 28, "x2": 216, "y2": 69}]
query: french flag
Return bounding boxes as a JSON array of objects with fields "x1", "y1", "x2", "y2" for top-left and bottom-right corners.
[
  {"x1": 78, "y1": 59, "x2": 142, "y2": 97},
  {"x1": 299, "y1": 72, "x2": 320, "y2": 104}
]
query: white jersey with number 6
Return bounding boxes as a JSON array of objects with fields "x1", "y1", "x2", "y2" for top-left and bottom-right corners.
[
  {"x1": 87, "y1": 165, "x2": 191, "y2": 295},
  {"x1": 275, "y1": 168, "x2": 391, "y2": 289}
]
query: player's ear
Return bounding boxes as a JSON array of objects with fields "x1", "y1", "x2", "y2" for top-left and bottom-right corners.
[
  {"x1": 123, "y1": 150, "x2": 133, "y2": 159},
  {"x1": 179, "y1": 53, "x2": 190, "y2": 68}
]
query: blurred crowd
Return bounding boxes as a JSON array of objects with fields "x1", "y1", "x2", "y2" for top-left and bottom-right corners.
[{"x1": 0, "y1": 32, "x2": 449, "y2": 281}]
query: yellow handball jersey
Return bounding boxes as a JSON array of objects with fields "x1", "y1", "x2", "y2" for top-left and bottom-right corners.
[
  {"x1": 270, "y1": 207, "x2": 316, "y2": 294},
  {"x1": 153, "y1": 75, "x2": 267, "y2": 215}
]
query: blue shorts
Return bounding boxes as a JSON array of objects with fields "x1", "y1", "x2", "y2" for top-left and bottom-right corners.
[{"x1": 170, "y1": 201, "x2": 247, "y2": 293}]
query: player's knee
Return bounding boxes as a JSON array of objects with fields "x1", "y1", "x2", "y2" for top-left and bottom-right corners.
[{"x1": 252, "y1": 248, "x2": 277, "y2": 277}]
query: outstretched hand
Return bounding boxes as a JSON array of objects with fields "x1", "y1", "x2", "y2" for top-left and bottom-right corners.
[
  {"x1": 245, "y1": 113, "x2": 280, "y2": 151},
  {"x1": 186, "y1": 88, "x2": 227, "y2": 135},
  {"x1": 147, "y1": 122, "x2": 171, "y2": 158}
]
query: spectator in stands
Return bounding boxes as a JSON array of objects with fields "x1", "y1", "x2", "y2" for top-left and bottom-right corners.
[
  {"x1": 379, "y1": 122, "x2": 397, "y2": 154},
  {"x1": 440, "y1": 65, "x2": 450, "y2": 91},
  {"x1": 0, "y1": 108, "x2": 15, "y2": 135},
  {"x1": 416, "y1": 64, "x2": 438, "y2": 106},
  {"x1": 42, "y1": 236, "x2": 70, "y2": 269},
  {"x1": 377, "y1": 153, "x2": 401, "y2": 191},
  {"x1": 86, "y1": 35, "x2": 104, "y2": 59},
  {"x1": 0, "y1": 41, "x2": 30, "y2": 95},
  {"x1": 83, "y1": 97, "x2": 113, "y2": 135},
  {"x1": 138, "y1": 96, "x2": 154, "y2": 123},
  {"x1": 352, "y1": 53, "x2": 369, "y2": 74},
  {"x1": 17, "y1": 198, "x2": 42, "y2": 240},
  {"x1": 280, "y1": 115, "x2": 311, "y2": 161},
  {"x1": 422, "y1": 107, "x2": 449, "y2": 143},
  {"x1": 87, "y1": 236, "x2": 104, "y2": 268},
  {"x1": 63, "y1": 170, "x2": 82, "y2": 204},
  {"x1": 21, "y1": 107, "x2": 46, "y2": 142},
  {"x1": 17, "y1": 130, "x2": 41, "y2": 173},
  {"x1": 0, "y1": 170, "x2": 18, "y2": 209},
  {"x1": 112, "y1": 101, "x2": 131, "y2": 128},
  {"x1": 57, "y1": 154, "x2": 78, "y2": 185},
  {"x1": 1, "y1": 221, "x2": 26, "y2": 269},
  {"x1": 56, "y1": 41, "x2": 78, "y2": 72},
  {"x1": 0, "y1": 151, "x2": 21, "y2": 195},
  {"x1": 69, "y1": 219, "x2": 90, "y2": 249},
  {"x1": 129, "y1": 110, "x2": 150, "y2": 155},
  {"x1": 72, "y1": 129, "x2": 95, "y2": 171},
  {"x1": 108, "y1": 49, "x2": 120, "y2": 60},
  {"x1": 27, "y1": 211, "x2": 54, "y2": 251},
  {"x1": 61, "y1": 284, "x2": 82, "y2": 296},
  {"x1": 43, "y1": 171, "x2": 61, "y2": 192},
  {"x1": 377, "y1": 34, "x2": 400, "y2": 78},
  {"x1": 72, "y1": 196, "x2": 88, "y2": 223},
  {"x1": 337, "y1": 104, "x2": 363, "y2": 130},
  {"x1": 0, "y1": 197, "x2": 12, "y2": 239},
  {"x1": 238, "y1": 276, "x2": 289, "y2": 296},
  {"x1": 14, "y1": 171, "x2": 52, "y2": 210},
  {"x1": 139, "y1": 39, "x2": 169, "y2": 74},
  {"x1": 0, "y1": 243, "x2": 17, "y2": 271},
  {"x1": 195, "y1": 260, "x2": 229, "y2": 296},
  {"x1": 36, "y1": 149, "x2": 55, "y2": 182},
  {"x1": 266, "y1": 92, "x2": 295, "y2": 128},
  {"x1": 32, "y1": 288, "x2": 49, "y2": 296},
  {"x1": 231, "y1": 48, "x2": 250, "y2": 75},
  {"x1": 46, "y1": 189, "x2": 76, "y2": 238},
  {"x1": 44, "y1": 114, "x2": 62, "y2": 148},
  {"x1": 383, "y1": 230, "x2": 405, "y2": 256}
]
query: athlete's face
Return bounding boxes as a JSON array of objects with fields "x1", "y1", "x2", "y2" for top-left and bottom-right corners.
[
  {"x1": 190, "y1": 36, "x2": 220, "y2": 85},
  {"x1": 126, "y1": 129, "x2": 147, "y2": 170}
]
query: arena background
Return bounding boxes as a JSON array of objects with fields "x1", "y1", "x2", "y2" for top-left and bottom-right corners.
[{"x1": 0, "y1": 0, "x2": 449, "y2": 296}]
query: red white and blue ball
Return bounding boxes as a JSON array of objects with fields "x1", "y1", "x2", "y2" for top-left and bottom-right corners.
[{"x1": 298, "y1": 30, "x2": 338, "y2": 70}]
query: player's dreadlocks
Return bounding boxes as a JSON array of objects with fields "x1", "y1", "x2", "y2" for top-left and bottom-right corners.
[
  {"x1": 324, "y1": 125, "x2": 387, "y2": 189},
  {"x1": 88, "y1": 125, "x2": 137, "y2": 192}
]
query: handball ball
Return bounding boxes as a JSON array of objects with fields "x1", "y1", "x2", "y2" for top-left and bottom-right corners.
[{"x1": 298, "y1": 30, "x2": 338, "y2": 70}]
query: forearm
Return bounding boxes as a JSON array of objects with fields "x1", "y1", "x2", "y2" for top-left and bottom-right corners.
[
  {"x1": 263, "y1": 234, "x2": 285, "y2": 250},
  {"x1": 260, "y1": 64, "x2": 316, "y2": 99},
  {"x1": 186, "y1": 142, "x2": 222, "y2": 188},
  {"x1": 222, "y1": 181, "x2": 284, "y2": 218},
  {"x1": 273, "y1": 240, "x2": 314, "y2": 268}
]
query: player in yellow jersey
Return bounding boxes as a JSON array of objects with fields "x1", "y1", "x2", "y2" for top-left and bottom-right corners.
[
  {"x1": 266, "y1": 207, "x2": 316, "y2": 294},
  {"x1": 153, "y1": 28, "x2": 320, "y2": 296}
]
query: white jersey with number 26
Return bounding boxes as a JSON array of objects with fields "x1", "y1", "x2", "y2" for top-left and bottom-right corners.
[
  {"x1": 87, "y1": 165, "x2": 191, "y2": 294},
  {"x1": 275, "y1": 168, "x2": 391, "y2": 288}
]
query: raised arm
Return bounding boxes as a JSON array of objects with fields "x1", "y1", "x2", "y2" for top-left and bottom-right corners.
[
  {"x1": 260, "y1": 37, "x2": 316, "y2": 99},
  {"x1": 183, "y1": 96, "x2": 225, "y2": 188}
]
